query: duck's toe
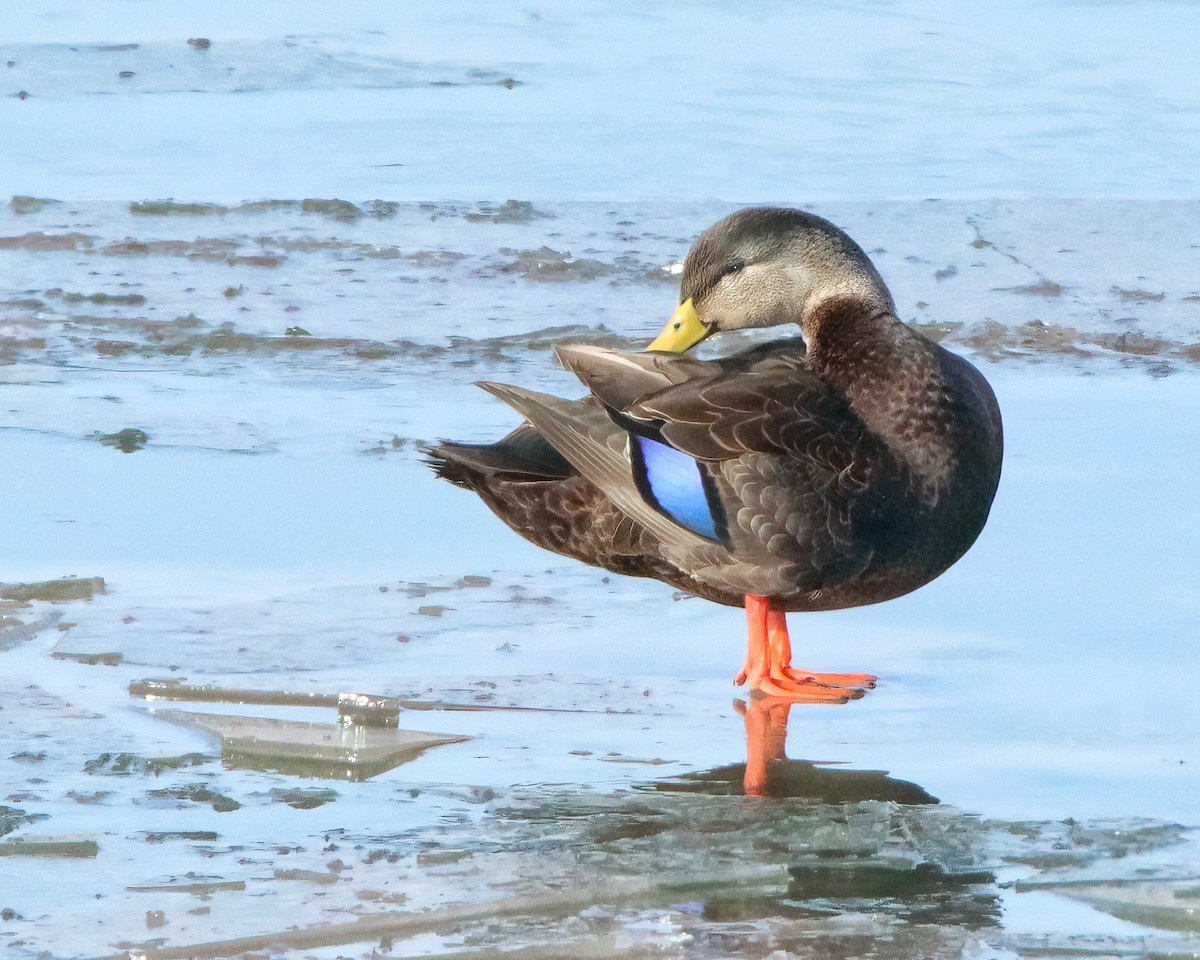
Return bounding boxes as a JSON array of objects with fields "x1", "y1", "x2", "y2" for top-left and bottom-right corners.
[
  {"x1": 742, "y1": 670, "x2": 864, "y2": 703},
  {"x1": 781, "y1": 667, "x2": 877, "y2": 690}
]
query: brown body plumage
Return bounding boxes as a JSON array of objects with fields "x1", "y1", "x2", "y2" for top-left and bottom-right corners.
[{"x1": 428, "y1": 208, "x2": 1002, "y2": 696}]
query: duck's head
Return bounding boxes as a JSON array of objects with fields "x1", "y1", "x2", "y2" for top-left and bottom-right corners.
[{"x1": 646, "y1": 207, "x2": 895, "y2": 353}]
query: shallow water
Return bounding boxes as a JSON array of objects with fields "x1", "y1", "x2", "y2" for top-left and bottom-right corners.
[{"x1": 3, "y1": 2, "x2": 1200, "y2": 958}]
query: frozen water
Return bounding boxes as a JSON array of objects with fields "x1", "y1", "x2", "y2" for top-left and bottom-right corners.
[
  {"x1": 2, "y1": 2, "x2": 1199, "y2": 957},
  {"x1": 4, "y1": 1, "x2": 1200, "y2": 201}
]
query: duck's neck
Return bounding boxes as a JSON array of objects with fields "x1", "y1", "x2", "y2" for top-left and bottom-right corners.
[
  {"x1": 795, "y1": 238, "x2": 896, "y2": 320},
  {"x1": 801, "y1": 296, "x2": 905, "y2": 370},
  {"x1": 805, "y1": 296, "x2": 955, "y2": 498}
]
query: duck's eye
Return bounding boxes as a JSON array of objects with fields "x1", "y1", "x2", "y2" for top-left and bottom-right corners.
[{"x1": 720, "y1": 261, "x2": 746, "y2": 280}]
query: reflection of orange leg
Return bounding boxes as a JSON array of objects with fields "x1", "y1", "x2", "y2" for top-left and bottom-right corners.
[
  {"x1": 733, "y1": 595, "x2": 874, "y2": 700},
  {"x1": 736, "y1": 695, "x2": 793, "y2": 797}
]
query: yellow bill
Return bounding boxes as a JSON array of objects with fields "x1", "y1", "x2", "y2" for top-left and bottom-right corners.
[{"x1": 645, "y1": 298, "x2": 710, "y2": 353}]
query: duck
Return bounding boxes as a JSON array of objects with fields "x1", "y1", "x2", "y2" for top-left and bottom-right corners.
[{"x1": 427, "y1": 207, "x2": 1003, "y2": 701}]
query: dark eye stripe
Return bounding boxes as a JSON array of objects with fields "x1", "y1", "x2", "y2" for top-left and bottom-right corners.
[{"x1": 683, "y1": 258, "x2": 747, "y2": 304}]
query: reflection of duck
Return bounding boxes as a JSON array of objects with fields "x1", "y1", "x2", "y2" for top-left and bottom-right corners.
[
  {"x1": 656, "y1": 696, "x2": 939, "y2": 802},
  {"x1": 429, "y1": 208, "x2": 1003, "y2": 699}
]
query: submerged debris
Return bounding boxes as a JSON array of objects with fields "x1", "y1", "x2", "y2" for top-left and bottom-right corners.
[
  {"x1": 145, "y1": 782, "x2": 242, "y2": 812},
  {"x1": 155, "y1": 709, "x2": 468, "y2": 782},
  {"x1": 466, "y1": 200, "x2": 554, "y2": 224},
  {"x1": 0, "y1": 805, "x2": 48, "y2": 837},
  {"x1": 269, "y1": 787, "x2": 339, "y2": 810},
  {"x1": 97, "y1": 427, "x2": 149, "y2": 452},
  {"x1": 82, "y1": 752, "x2": 210, "y2": 777}
]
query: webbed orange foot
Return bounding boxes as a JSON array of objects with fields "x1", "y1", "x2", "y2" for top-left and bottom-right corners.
[
  {"x1": 742, "y1": 670, "x2": 864, "y2": 702},
  {"x1": 736, "y1": 595, "x2": 876, "y2": 702}
]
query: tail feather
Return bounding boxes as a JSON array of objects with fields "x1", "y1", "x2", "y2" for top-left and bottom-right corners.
[
  {"x1": 425, "y1": 424, "x2": 573, "y2": 487},
  {"x1": 475, "y1": 381, "x2": 717, "y2": 555}
]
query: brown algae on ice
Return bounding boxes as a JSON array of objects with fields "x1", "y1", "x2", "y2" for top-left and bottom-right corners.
[
  {"x1": 130, "y1": 200, "x2": 228, "y2": 217},
  {"x1": 9, "y1": 195, "x2": 61, "y2": 215},
  {"x1": 464, "y1": 199, "x2": 554, "y2": 224},
  {"x1": 8, "y1": 196, "x2": 1200, "y2": 374},
  {"x1": 0, "y1": 576, "x2": 106, "y2": 603},
  {"x1": 0, "y1": 835, "x2": 99, "y2": 858},
  {"x1": 50, "y1": 649, "x2": 123, "y2": 666},
  {"x1": 97, "y1": 427, "x2": 149, "y2": 452},
  {"x1": 300, "y1": 197, "x2": 363, "y2": 221}
]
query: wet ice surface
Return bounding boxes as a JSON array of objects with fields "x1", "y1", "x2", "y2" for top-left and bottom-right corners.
[
  {"x1": 2, "y1": 197, "x2": 1199, "y2": 959},
  {"x1": 4, "y1": 1, "x2": 1200, "y2": 956},
  {"x1": 5, "y1": 2, "x2": 1200, "y2": 201}
]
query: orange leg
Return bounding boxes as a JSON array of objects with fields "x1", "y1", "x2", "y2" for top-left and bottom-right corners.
[
  {"x1": 733, "y1": 595, "x2": 875, "y2": 700},
  {"x1": 768, "y1": 609, "x2": 878, "y2": 689}
]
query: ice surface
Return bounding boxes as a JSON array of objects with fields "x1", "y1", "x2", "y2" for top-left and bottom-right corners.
[
  {"x1": 5, "y1": 2, "x2": 1200, "y2": 201},
  {"x1": 3, "y1": 2, "x2": 1200, "y2": 957}
]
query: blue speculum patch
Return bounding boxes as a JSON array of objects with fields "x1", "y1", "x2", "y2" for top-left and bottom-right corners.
[{"x1": 631, "y1": 434, "x2": 719, "y2": 541}]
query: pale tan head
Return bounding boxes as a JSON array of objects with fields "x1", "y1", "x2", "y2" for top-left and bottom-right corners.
[{"x1": 647, "y1": 207, "x2": 895, "y2": 352}]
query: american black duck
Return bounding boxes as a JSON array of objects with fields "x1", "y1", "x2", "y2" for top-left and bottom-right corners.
[{"x1": 428, "y1": 207, "x2": 1003, "y2": 700}]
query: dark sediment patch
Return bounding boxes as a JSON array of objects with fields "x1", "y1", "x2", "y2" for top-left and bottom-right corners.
[
  {"x1": 0, "y1": 231, "x2": 94, "y2": 252},
  {"x1": 45, "y1": 288, "x2": 146, "y2": 307},
  {"x1": 232, "y1": 199, "x2": 302, "y2": 214},
  {"x1": 10, "y1": 195, "x2": 60, "y2": 215},
  {"x1": 0, "y1": 805, "x2": 48, "y2": 837},
  {"x1": 493, "y1": 246, "x2": 616, "y2": 281},
  {"x1": 97, "y1": 427, "x2": 149, "y2": 452},
  {"x1": 269, "y1": 787, "x2": 338, "y2": 809},
  {"x1": 998, "y1": 280, "x2": 1066, "y2": 297},
  {"x1": 1112, "y1": 285, "x2": 1166, "y2": 303},
  {"x1": 99, "y1": 237, "x2": 246, "y2": 259},
  {"x1": 131, "y1": 200, "x2": 228, "y2": 216},
  {"x1": 465, "y1": 200, "x2": 554, "y2": 224},
  {"x1": 301, "y1": 198, "x2": 363, "y2": 221},
  {"x1": 0, "y1": 335, "x2": 47, "y2": 359},
  {"x1": 83, "y1": 751, "x2": 211, "y2": 776},
  {"x1": 0, "y1": 577, "x2": 106, "y2": 603},
  {"x1": 145, "y1": 783, "x2": 242, "y2": 812}
]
